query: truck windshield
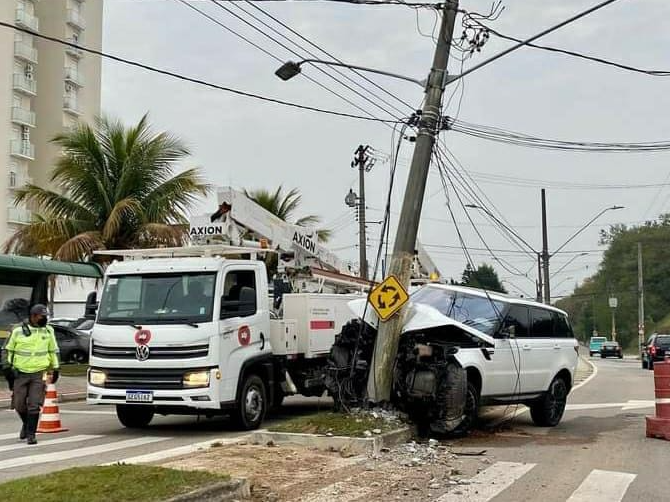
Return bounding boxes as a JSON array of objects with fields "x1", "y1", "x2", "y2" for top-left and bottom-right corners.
[
  {"x1": 97, "y1": 273, "x2": 216, "y2": 325},
  {"x1": 411, "y1": 287, "x2": 504, "y2": 336}
]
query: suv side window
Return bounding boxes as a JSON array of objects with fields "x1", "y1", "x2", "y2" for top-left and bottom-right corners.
[
  {"x1": 501, "y1": 305, "x2": 530, "y2": 337},
  {"x1": 553, "y1": 312, "x2": 572, "y2": 338},
  {"x1": 530, "y1": 308, "x2": 553, "y2": 337}
]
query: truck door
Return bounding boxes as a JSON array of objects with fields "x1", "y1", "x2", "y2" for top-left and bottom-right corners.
[{"x1": 218, "y1": 267, "x2": 271, "y2": 402}]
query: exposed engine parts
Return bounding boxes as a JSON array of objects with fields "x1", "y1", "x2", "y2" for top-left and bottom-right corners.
[{"x1": 325, "y1": 320, "x2": 467, "y2": 435}]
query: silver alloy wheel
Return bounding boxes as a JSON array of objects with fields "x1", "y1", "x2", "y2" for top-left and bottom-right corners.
[{"x1": 245, "y1": 385, "x2": 263, "y2": 423}]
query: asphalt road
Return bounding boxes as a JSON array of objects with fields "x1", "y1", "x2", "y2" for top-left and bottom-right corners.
[
  {"x1": 0, "y1": 395, "x2": 332, "y2": 483},
  {"x1": 453, "y1": 356, "x2": 666, "y2": 502}
]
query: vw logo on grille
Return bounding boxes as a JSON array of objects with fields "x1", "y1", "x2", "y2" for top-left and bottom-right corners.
[{"x1": 136, "y1": 344, "x2": 150, "y2": 362}]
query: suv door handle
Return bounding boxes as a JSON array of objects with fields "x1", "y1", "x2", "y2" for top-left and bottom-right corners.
[
  {"x1": 553, "y1": 344, "x2": 561, "y2": 350},
  {"x1": 522, "y1": 344, "x2": 532, "y2": 350}
]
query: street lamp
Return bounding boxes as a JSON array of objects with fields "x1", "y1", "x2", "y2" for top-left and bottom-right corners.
[
  {"x1": 552, "y1": 276, "x2": 575, "y2": 293},
  {"x1": 550, "y1": 205, "x2": 625, "y2": 258},
  {"x1": 549, "y1": 252, "x2": 589, "y2": 279},
  {"x1": 275, "y1": 59, "x2": 427, "y2": 87}
]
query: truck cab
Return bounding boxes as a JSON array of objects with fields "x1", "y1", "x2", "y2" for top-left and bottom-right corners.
[{"x1": 87, "y1": 256, "x2": 275, "y2": 429}]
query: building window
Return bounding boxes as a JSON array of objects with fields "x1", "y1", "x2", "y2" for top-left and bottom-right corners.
[
  {"x1": 9, "y1": 172, "x2": 17, "y2": 188},
  {"x1": 21, "y1": 126, "x2": 30, "y2": 142}
]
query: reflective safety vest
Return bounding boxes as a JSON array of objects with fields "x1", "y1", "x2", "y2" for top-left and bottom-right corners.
[{"x1": 4, "y1": 324, "x2": 60, "y2": 374}]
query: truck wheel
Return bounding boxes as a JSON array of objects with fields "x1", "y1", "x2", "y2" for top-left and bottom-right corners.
[
  {"x1": 234, "y1": 374, "x2": 266, "y2": 430},
  {"x1": 451, "y1": 382, "x2": 479, "y2": 437},
  {"x1": 530, "y1": 377, "x2": 568, "y2": 427},
  {"x1": 116, "y1": 405, "x2": 154, "y2": 428}
]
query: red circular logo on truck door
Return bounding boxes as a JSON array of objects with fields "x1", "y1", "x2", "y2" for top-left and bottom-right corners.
[
  {"x1": 238, "y1": 326, "x2": 251, "y2": 346},
  {"x1": 134, "y1": 329, "x2": 152, "y2": 345}
]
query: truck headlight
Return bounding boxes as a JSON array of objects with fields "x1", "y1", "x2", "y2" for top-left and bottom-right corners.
[
  {"x1": 183, "y1": 371, "x2": 210, "y2": 388},
  {"x1": 89, "y1": 369, "x2": 106, "y2": 386}
]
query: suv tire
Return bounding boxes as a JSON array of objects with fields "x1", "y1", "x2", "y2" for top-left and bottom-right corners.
[
  {"x1": 530, "y1": 377, "x2": 568, "y2": 427},
  {"x1": 116, "y1": 405, "x2": 154, "y2": 428},
  {"x1": 451, "y1": 381, "x2": 479, "y2": 436},
  {"x1": 649, "y1": 360, "x2": 654, "y2": 371},
  {"x1": 233, "y1": 374, "x2": 266, "y2": 430},
  {"x1": 642, "y1": 359, "x2": 648, "y2": 369}
]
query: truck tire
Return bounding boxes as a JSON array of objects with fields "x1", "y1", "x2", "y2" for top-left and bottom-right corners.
[
  {"x1": 451, "y1": 381, "x2": 479, "y2": 437},
  {"x1": 116, "y1": 405, "x2": 154, "y2": 428},
  {"x1": 233, "y1": 374, "x2": 266, "y2": 430},
  {"x1": 530, "y1": 377, "x2": 568, "y2": 427}
]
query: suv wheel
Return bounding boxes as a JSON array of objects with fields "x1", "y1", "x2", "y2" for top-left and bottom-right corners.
[
  {"x1": 70, "y1": 350, "x2": 87, "y2": 364},
  {"x1": 530, "y1": 377, "x2": 568, "y2": 427},
  {"x1": 451, "y1": 382, "x2": 479, "y2": 436},
  {"x1": 642, "y1": 358, "x2": 648, "y2": 369},
  {"x1": 233, "y1": 374, "x2": 266, "y2": 430},
  {"x1": 649, "y1": 360, "x2": 654, "y2": 371},
  {"x1": 116, "y1": 405, "x2": 154, "y2": 428}
]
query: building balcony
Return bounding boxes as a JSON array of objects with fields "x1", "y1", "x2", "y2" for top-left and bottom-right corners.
[
  {"x1": 9, "y1": 140, "x2": 35, "y2": 161},
  {"x1": 13, "y1": 74, "x2": 37, "y2": 96},
  {"x1": 7, "y1": 207, "x2": 32, "y2": 225},
  {"x1": 8, "y1": 172, "x2": 33, "y2": 190},
  {"x1": 64, "y1": 67, "x2": 84, "y2": 87},
  {"x1": 11, "y1": 107, "x2": 36, "y2": 128},
  {"x1": 65, "y1": 38, "x2": 84, "y2": 59},
  {"x1": 16, "y1": 9, "x2": 39, "y2": 32},
  {"x1": 63, "y1": 96, "x2": 82, "y2": 116},
  {"x1": 14, "y1": 41, "x2": 38, "y2": 64},
  {"x1": 66, "y1": 9, "x2": 86, "y2": 30}
]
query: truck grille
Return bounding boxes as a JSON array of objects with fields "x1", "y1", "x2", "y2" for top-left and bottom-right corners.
[
  {"x1": 95, "y1": 367, "x2": 209, "y2": 390},
  {"x1": 92, "y1": 343, "x2": 209, "y2": 360}
]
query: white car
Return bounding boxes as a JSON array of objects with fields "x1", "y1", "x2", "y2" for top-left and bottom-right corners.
[{"x1": 348, "y1": 284, "x2": 579, "y2": 433}]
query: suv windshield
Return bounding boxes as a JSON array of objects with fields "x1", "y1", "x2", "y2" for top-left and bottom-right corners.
[
  {"x1": 655, "y1": 336, "x2": 670, "y2": 348},
  {"x1": 411, "y1": 287, "x2": 504, "y2": 336},
  {"x1": 98, "y1": 273, "x2": 216, "y2": 325}
]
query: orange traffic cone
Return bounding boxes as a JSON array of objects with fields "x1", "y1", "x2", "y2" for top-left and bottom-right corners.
[{"x1": 37, "y1": 382, "x2": 69, "y2": 433}]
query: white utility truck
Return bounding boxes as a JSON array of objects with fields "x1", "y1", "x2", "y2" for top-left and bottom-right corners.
[{"x1": 86, "y1": 245, "x2": 363, "y2": 429}]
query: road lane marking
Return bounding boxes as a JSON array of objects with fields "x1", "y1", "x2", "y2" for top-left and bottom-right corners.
[
  {"x1": 0, "y1": 433, "x2": 20, "y2": 441},
  {"x1": 573, "y1": 355, "x2": 598, "y2": 391},
  {"x1": 0, "y1": 436, "x2": 170, "y2": 470},
  {"x1": 109, "y1": 435, "x2": 250, "y2": 465},
  {"x1": 436, "y1": 461, "x2": 537, "y2": 502},
  {"x1": 58, "y1": 410, "x2": 116, "y2": 415},
  {"x1": 566, "y1": 400, "x2": 654, "y2": 412},
  {"x1": 566, "y1": 469, "x2": 636, "y2": 502},
  {"x1": 0, "y1": 435, "x2": 102, "y2": 453}
]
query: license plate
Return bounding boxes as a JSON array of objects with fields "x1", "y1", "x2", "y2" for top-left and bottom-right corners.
[{"x1": 126, "y1": 391, "x2": 153, "y2": 403}]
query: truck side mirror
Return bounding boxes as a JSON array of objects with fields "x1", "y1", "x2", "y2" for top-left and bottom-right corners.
[{"x1": 85, "y1": 291, "x2": 98, "y2": 320}]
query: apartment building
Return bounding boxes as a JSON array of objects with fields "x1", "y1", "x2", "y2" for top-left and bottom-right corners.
[{"x1": 0, "y1": 0, "x2": 103, "y2": 246}]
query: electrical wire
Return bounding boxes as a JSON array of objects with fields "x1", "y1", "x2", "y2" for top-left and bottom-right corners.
[{"x1": 0, "y1": 21, "x2": 402, "y2": 124}]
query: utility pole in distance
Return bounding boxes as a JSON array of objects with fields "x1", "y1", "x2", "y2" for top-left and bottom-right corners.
[
  {"x1": 638, "y1": 242, "x2": 645, "y2": 351},
  {"x1": 352, "y1": 145, "x2": 373, "y2": 280},
  {"x1": 366, "y1": 0, "x2": 459, "y2": 403},
  {"x1": 541, "y1": 189, "x2": 551, "y2": 304}
]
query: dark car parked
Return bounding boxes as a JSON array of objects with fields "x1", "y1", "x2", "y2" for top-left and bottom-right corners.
[
  {"x1": 53, "y1": 325, "x2": 90, "y2": 364},
  {"x1": 641, "y1": 333, "x2": 670, "y2": 370},
  {"x1": 600, "y1": 341, "x2": 623, "y2": 359}
]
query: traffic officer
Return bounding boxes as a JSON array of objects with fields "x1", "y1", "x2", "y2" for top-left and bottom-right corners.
[{"x1": 1, "y1": 304, "x2": 60, "y2": 445}]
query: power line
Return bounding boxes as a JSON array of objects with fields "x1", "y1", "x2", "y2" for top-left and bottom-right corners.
[
  {"x1": 207, "y1": 0, "x2": 407, "y2": 122},
  {"x1": 239, "y1": 0, "x2": 418, "y2": 113},
  {"x1": 0, "y1": 21, "x2": 401, "y2": 124}
]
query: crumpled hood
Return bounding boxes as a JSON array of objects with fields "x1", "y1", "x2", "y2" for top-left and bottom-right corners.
[{"x1": 347, "y1": 298, "x2": 495, "y2": 346}]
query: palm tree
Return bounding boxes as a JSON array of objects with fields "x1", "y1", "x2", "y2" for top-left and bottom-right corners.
[
  {"x1": 244, "y1": 186, "x2": 331, "y2": 242},
  {"x1": 4, "y1": 114, "x2": 210, "y2": 262}
]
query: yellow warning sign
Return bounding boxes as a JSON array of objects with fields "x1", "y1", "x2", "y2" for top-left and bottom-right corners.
[{"x1": 369, "y1": 275, "x2": 409, "y2": 322}]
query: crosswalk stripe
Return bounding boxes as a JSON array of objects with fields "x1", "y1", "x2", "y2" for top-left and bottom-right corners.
[
  {"x1": 0, "y1": 435, "x2": 102, "y2": 454},
  {"x1": 436, "y1": 461, "x2": 537, "y2": 502},
  {"x1": 0, "y1": 436, "x2": 170, "y2": 471},
  {"x1": 566, "y1": 469, "x2": 636, "y2": 502},
  {"x1": 0, "y1": 433, "x2": 20, "y2": 441}
]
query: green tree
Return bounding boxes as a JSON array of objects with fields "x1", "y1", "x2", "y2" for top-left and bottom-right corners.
[
  {"x1": 244, "y1": 186, "x2": 331, "y2": 242},
  {"x1": 557, "y1": 215, "x2": 670, "y2": 351},
  {"x1": 459, "y1": 263, "x2": 507, "y2": 293},
  {"x1": 4, "y1": 114, "x2": 210, "y2": 262}
]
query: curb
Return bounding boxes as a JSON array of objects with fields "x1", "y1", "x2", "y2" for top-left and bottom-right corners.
[
  {"x1": 249, "y1": 427, "x2": 413, "y2": 456},
  {"x1": 573, "y1": 355, "x2": 598, "y2": 392},
  {"x1": 0, "y1": 391, "x2": 86, "y2": 409},
  {"x1": 162, "y1": 479, "x2": 251, "y2": 502}
]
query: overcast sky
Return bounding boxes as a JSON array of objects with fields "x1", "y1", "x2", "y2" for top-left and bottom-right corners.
[{"x1": 102, "y1": 0, "x2": 670, "y2": 299}]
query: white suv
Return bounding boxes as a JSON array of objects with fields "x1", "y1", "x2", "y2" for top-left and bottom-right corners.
[{"x1": 408, "y1": 284, "x2": 579, "y2": 432}]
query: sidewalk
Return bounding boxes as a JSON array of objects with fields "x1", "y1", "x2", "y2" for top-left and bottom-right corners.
[{"x1": 0, "y1": 375, "x2": 87, "y2": 408}]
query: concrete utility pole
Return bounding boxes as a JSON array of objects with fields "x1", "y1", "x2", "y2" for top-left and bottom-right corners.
[
  {"x1": 352, "y1": 145, "x2": 372, "y2": 280},
  {"x1": 638, "y1": 242, "x2": 645, "y2": 350},
  {"x1": 366, "y1": 0, "x2": 459, "y2": 403},
  {"x1": 541, "y1": 189, "x2": 551, "y2": 304},
  {"x1": 536, "y1": 252, "x2": 543, "y2": 303}
]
